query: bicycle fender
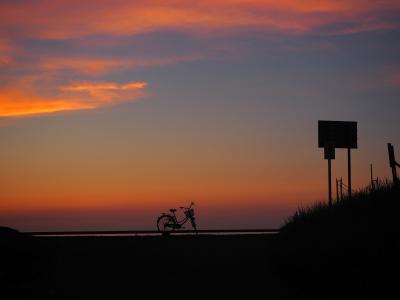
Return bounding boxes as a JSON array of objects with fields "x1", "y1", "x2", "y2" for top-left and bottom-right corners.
[{"x1": 157, "y1": 214, "x2": 173, "y2": 224}]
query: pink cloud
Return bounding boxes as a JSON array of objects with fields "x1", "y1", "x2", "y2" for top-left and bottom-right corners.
[
  {"x1": 0, "y1": 1, "x2": 399, "y2": 40},
  {"x1": 0, "y1": 39, "x2": 13, "y2": 66},
  {"x1": 1, "y1": 0, "x2": 399, "y2": 118},
  {"x1": 387, "y1": 67, "x2": 400, "y2": 87}
]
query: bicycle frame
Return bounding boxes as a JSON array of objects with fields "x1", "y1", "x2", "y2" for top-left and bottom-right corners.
[{"x1": 169, "y1": 212, "x2": 191, "y2": 227}]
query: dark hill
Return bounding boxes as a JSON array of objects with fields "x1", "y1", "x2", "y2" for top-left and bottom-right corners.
[
  {"x1": 271, "y1": 182, "x2": 400, "y2": 299},
  {"x1": 0, "y1": 226, "x2": 22, "y2": 238}
]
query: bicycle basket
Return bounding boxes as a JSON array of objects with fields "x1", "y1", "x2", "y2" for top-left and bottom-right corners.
[{"x1": 184, "y1": 208, "x2": 195, "y2": 218}]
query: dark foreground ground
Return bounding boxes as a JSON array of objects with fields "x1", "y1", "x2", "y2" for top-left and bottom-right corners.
[
  {"x1": 2, "y1": 184, "x2": 400, "y2": 299},
  {"x1": 1, "y1": 230, "x2": 399, "y2": 299},
  {"x1": 1, "y1": 234, "x2": 280, "y2": 299}
]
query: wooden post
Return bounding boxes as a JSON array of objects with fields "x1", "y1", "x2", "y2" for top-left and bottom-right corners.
[{"x1": 388, "y1": 143, "x2": 399, "y2": 184}]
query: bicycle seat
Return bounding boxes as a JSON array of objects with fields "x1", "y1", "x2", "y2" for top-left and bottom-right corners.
[{"x1": 169, "y1": 209, "x2": 177, "y2": 213}]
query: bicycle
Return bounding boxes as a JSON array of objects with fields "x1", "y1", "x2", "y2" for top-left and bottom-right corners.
[{"x1": 157, "y1": 202, "x2": 198, "y2": 234}]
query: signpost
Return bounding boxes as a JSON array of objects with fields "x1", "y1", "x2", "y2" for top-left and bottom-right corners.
[
  {"x1": 323, "y1": 142, "x2": 335, "y2": 206},
  {"x1": 318, "y1": 121, "x2": 358, "y2": 204}
]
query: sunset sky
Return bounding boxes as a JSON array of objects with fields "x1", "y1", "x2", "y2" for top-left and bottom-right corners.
[{"x1": 1, "y1": 0, "x2": 400, "y2": 231}]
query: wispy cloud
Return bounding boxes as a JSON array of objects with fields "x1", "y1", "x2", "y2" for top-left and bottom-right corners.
[
  {"x1": 60, "y1": 81, "x2": 147, "y2": 104},
  {"x1": 387, "y1": 67, "x2": 400, "y2": 87},
  {"x1": 62, "y1": 82, "x2": 147, "y2": 92},
  {"x1": 0, "y1": 80, "x2": 147, "y2": 117},
  {"x1": 37, "y1": 53, "x2": 207, "y2": 76},
  {"x1": 1, "y1": 0, "x2": 399, "y2": 118},
  {"x1": 0, "y1": 1, "x2": 398, "y2": 40},
  {"x1": 0, "y1": 39, "x2": 13, "y2": 66}
]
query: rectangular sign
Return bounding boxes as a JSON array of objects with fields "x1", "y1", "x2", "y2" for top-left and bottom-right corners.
[{"x1": 318, "y1": 120, "x2": 357, "y2": 149}]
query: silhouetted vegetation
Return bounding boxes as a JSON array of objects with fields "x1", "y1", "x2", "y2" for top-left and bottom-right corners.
[
  {"x1": 272, "y1": 182, "x2": 400, "y2": 299},
  {"x1": 282, "y1": 181, "x2": 399, "y2": 233}
]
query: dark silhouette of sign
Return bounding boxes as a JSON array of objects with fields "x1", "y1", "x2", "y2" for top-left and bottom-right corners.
[
  {"x1": 318, "y1": 120, "x2": 358, "y2": 204},
  {"x1": 318, "y1": 121, "x2": 357, "y2": 149}
]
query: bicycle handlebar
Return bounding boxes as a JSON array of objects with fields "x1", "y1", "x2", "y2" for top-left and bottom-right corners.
[{"x1": 179, "y1": 202, "x2": 195, "y2": 210}]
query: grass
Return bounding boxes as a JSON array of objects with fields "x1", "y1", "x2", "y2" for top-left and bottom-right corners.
[
  {"x1": 279, "y1": 180, "x2": 400, "y2": 249},
  {"x1": 283, "y1": 180, "x2": 399, "y2": 231},
  {"x1": 272, "y1": 181, "x2": 400, "y2": 299}
]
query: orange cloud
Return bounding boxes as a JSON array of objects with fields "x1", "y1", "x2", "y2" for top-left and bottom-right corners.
[
  {"x1": 0, "y1": 1, "x2": 398, "y2": 40},
  {"x1": 0, "y1": 0, "x2": 399, "y2": 115},
  {"x1": 38, "y1": 54, "x2": 206, "y2": 76},
  {"x1": 61, "y1": 81, "x2": 147, "y2": 104},
  {"x1": 63, "y1": 82, "x2": 147, "y2": 92},
  {"x1": 0, "y1": 93, "x2": 93, "y2": 117},
  {"x1": 0, "y1": 81, "x2": 147, "y2": 117}
]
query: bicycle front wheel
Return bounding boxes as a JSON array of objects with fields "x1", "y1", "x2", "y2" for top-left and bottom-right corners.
[{"x1": 157, "y1": 215, "x2": 175, "y2": 233}]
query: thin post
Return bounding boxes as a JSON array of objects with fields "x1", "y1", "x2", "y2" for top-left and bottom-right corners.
[
  {"x1": 347, "y1": 148, "x2": 352, "y2": 199},
  {"x1": 328, "y1": 158, "x2": 332, "y2": 206},
  {"x1": 388, "y1": 143, "x2": 399, "y2": 184},
  {"x1": 336, "y1": 178, "x2": 339, "y2": 203},
  {"x1": 370, "y1": 164, "x2": 374, "y2": 190},
  {"x1": 340, "y1": 177, "x2": 343, "y2": 201}
]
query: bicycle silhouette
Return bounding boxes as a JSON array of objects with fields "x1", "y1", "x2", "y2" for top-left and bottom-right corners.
[{"x1": 157, "y1": 202, "x2": 198, "y2": 234}]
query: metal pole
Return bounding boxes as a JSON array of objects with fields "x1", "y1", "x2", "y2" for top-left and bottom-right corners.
[
  {"x1": 328, "y1": 158, "x2": 332, "y2": 206},
  {"x1": 347, "y1": 148, "x2": 352, "y2": 199}
]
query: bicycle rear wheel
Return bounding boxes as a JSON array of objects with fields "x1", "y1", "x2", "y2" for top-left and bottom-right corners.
[{"x1": 157, "y1": 215, "x2": 175, "y2": 233}]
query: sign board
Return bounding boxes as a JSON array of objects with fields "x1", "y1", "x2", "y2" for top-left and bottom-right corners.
[{"x1": 318, "y1": 121, "x2": 357, "y2": 149}]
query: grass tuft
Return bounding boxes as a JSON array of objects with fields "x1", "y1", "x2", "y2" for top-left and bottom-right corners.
[{"x1": 272, "y1": 181, "x2": 400, "y2": 299}]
